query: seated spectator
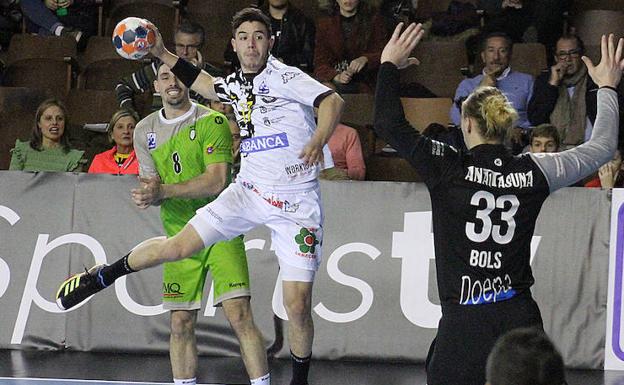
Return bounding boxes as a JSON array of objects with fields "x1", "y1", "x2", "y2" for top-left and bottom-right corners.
[
  {"x1": 116, "y1": 20, "x2": 224, "y2": 115},
  {"x1": 528, "y1": 34, "x2": 624, "y2": 149},
  {"x1": 20, "y1": 0, "x2": 97, "y2": 47},
  {"x1": 325, "y1": 123, "x2": 366, "y2": 180},
  {"x1": 585, "y1": 147, "x2": 624, "y2": 189},
  {"x1": 486, "y1": 327, "x2": 566, "y2": 385},
  {"x1": 9, "y1": 98, "x2": 84, "y2": 172},
  {"x1": 451, "y1": 32, "x2": 533, "y2": 148},
  {"x1": 528, "y1": 123, "x2": 560, "y2": 153},
  {"x1": 88, "y1": 109, "x2": 139, "y2": 175},
  {"x1": 314, "y1": 0, "x2": 387, "y2": 94},
  {"x1": 0, "y1": 0, "x2": 21, "y2": 50}
]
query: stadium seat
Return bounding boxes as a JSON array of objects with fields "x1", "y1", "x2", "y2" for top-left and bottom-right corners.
[
  {"x1": 365, "y1": 155, "x2": 423, "y2": 182},
  {"x1": 0, "y1": 87, "x2": 54, "y2": 169},
  {"x1": 510, "y1": 43, "x2": 548, "y2": 78},
  {"x1": 186, "y1": 0, "x2": 257, "y2": 68},
  {"x1": 400, "y1": 41, "x2": 468, "y2": 98},
  {"x1": 401, "y1": 98, "x2": 453, "y2": 131},
  {"x1": 2, "y1": 34, "x2": 77, "y2": 96},
  {"x1": 340, "y1": 93, "x2": 375, "y2": 127},
  {"x1": 571, "y1": 0, "x2": 624, "y2": 13},
  {"x1": 77, "y1": 36, "x2": 145, "y2": 90},
  {"x1": 573, "y1": 10, "x2": 624, "y2": 48}
]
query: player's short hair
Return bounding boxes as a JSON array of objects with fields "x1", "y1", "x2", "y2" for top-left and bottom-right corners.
[
  {"x1": 231, "y1": 7, "x2": 272, "y2": 37},
  {"x1": 175, "y1": 20, "x2": 205, "y2": 48},
  {"x1": 107, "y1": 109, "x2": 140, "y2": 143},
  {"x1": 481, "y1": 31, "x2": 513, "y2": 54},
  {"x1": 486, "y1": 327, "x2": 566, "y2": 385},
  {"x1": 30, "y1": 98, "x2": 71, "y2": 152},
  {"x1": 462, "y1": 86, "x2": 518, "y2": 141},
  {"x1": 530, "y1": 124, "x2": 561, "y2": 149},
  {"x1": 556, "y1": 33, "x2": 585, "y2": 55}
]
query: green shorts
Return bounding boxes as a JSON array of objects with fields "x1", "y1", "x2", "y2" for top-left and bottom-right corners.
[{"x1": 162, "y1": 235, "x2": 250, "y2": 310}]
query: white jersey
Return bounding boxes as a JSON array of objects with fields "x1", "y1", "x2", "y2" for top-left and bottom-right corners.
[{"x1": 214, "y1": 55, "x2": 334, "y2": 192}]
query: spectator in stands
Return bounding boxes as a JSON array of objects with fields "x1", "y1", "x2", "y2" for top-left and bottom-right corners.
[
  {"x1": 450, "y1": 32, "x2": 533, "y2": 148},
  {"x1": 486, "y1": 327, "x2": 566, "y2": 385},
  {"x1": 0, "y1": 0, "x2": 21, "y2": 50},
  {"x1": 478, "y1": 0, "x2": 568, "y2": 61},
  {"x1": 261, "y1": 0, "x2": 315, "y2": 71},
  {"x1": 585, "y1": 147, "x2": 624, "y2": 189},
  {"x1": 116, "y1": 20, "x2": 224, "y2": 115},
  {"x1": 325, "y1": 123, "x2": 366, "y2": 180},
  {"x1": 314, "y1": 0, "x2": 387, "y2": 94},
  {"x1": 528, "y1": 34, "x2": 624, "y2": 150},
  {"x1": 9, "y1": 98, "x2": 84, "y2": 172},
  {"x1": 20, "y1": 0, "x2": 97, "y2": 47},
  {"x1": 528, "y1": 123, "x2": 560, "y2": 153},
  {"x1": 88, "y1": 109, "x2": 139, "y2": 175}
]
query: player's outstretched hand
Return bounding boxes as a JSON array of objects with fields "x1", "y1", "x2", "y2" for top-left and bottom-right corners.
[
  {"x1": 299, "y1": 138, "x2": 324, "y2": 166},
  {"x1": 131, "y1": 176, "x2": 163, "y2": 209},
  {"x1": 380, "y1": 22, "x2": 425, "y2": 69},
  {"x1": 146, "y1": 21, "x2": 166, "y2": 59},
  {"x1": 582, "y1": 34, "x2": 624, "y2": 89}
]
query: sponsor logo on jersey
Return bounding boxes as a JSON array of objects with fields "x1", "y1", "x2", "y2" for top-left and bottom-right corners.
[
  {"x1": 147, "y1": 132, "x2": 156, "y2": 150},
  {"x1": 215, "y1": 116, "x2": 224, "y2": 124},
  {"x1": 240, "y1": 133, "x2": 289, "y2": 154},
  {"x1": 258, "y1": 80, "x2": 270, "y2": 94},
  {"x1": 295, "y1": 228, "x2": 319, "y2": 254},
  {"x1": 206, "y1": 143, "x2": 214, "y2": 154},
  {"x1": 464, "y1": 166, "x2": 534, "y2": 188},
  {"x1": 261, "y1": 96, "x2": 277, "y2": 104},
  {"x1": 284, "y1": 161, "x2": 313, "y2": 176},
  {"x1": 281, "y1": 71, "x2": 300, "y2": 84}
]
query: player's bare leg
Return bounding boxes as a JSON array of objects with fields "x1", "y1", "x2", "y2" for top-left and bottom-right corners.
[
  {"x1": 283, "y1": 281, "x2": 314, "y2": 385},
  {"x1": 57, "y1": 224, "x2": 212, "y2": 310},
  {"x1": 223, "y1": 297, "x2": 269, "y2": 381},
  {"x1": 170, "y1": 310, "x2": 198, "y2": 383}
]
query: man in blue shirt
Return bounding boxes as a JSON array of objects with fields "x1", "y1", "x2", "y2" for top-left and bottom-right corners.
[{"x1": 450, "y1": 32, "x2": 534, "y2": 142}]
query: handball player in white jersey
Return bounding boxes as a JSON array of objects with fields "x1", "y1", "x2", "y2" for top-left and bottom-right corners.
[{"x1": 56, "y1": 7, "x2": 344, "y2": 385}]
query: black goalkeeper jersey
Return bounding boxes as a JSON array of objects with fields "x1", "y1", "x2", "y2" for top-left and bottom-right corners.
[{"x1": 374, "y1": 62, "x2": 619, "y2": 306}]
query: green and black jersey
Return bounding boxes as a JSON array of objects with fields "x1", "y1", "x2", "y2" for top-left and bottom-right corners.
[{"x1": 133, "y1": 102, "x2": 233, "y2": 235}]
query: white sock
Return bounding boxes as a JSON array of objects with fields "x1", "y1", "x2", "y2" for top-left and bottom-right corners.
[
  {"x1": 54, "y1": 25, "x2": 64, "y2": 36},
  {"x1": 250, "y1": 373, "x2": 270, "y2": 385},
  {"x1": 173, "y1": 379, "x2": 196, "y2": 385}
]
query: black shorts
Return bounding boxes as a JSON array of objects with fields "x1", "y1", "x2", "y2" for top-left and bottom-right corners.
[{"x1": 425, "y1": 291, "x2": 543, "y2": 385}]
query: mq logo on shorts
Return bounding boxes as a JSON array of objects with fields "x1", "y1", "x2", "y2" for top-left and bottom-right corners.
[{"x1": 240, "y1": 133, "x2": 289, "y2": 154}]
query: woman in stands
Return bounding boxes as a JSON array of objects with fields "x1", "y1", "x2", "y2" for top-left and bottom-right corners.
[
  {"x1": 88, "y1": 109, "x2": 139, "y2": 175},
  {"x1": 314, "y1": 0, "x2": 387, "y2": 93},
  {"x1": 9, "y1": 98, "x2": 84, "y2": 172},
  {"x1": 374, "y1": 23, "x2": 623, "y2": 385}
]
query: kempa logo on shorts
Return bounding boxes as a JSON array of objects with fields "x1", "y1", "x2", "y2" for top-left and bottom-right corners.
[
  {"x1": 295, "y1": 228, "x2": 319, "y2": 254},
  {"x1": 229, "y1": 282, "x2": 247, "y2": 288}
]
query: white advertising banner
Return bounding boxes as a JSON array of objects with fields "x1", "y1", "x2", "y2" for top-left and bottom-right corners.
[{"x1": 605, "y1": 188, "x2": 624, "y2": 370}]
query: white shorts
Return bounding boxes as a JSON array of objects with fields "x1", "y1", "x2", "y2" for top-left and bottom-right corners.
[{"x1": 189, "y1": 179, "x2": 323, "y2": 273}]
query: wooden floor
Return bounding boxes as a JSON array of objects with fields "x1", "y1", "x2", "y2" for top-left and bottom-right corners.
[{"x1": 0, "y1": 349, "x2": 616, "y2": 385}]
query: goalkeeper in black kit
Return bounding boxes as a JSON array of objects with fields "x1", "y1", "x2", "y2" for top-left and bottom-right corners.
[{"x1": 374, "y1": 23, "x2": 624, "y2": 385}]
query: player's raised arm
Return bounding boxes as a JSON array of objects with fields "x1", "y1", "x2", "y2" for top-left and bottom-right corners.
[
  {"x1": 530, "y1": 34, "x2": 624, "y2": 192},
  {"x1": 148, "y1": 22, "x2": 219, "y2": 100},
  {"x1": 373, "y1": 23, "x2": 425, "y2": 155}
]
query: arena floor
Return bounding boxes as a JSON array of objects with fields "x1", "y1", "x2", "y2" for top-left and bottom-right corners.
[{"x1": 0, "y1": 349, "x2": 617, "y2": 385}]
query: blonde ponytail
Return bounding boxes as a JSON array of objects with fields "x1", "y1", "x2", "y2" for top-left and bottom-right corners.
[{"x1": 463, "y1": 87, "x2": 518, "y2": 141}]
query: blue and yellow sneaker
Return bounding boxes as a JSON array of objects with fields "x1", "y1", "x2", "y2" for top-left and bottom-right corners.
[{"x1": 56, "y1": 264, "x2": 108, "y2": 310}]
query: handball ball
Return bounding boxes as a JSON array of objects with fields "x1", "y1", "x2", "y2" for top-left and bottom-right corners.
[{"x1": 112, "y1": 17, "x2": 155, "y2": 60}]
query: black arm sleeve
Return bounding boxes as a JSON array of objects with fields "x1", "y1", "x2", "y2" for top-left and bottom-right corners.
[
  {"x1": 170, "y1": 58, "x2": 201, "y2": 89},
  {"x1": 374, "y1": 62, "x2": 457, "y2": 186},
  {"x1": 527, "y1": 73, "x2": 559, "y2": 126}
]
